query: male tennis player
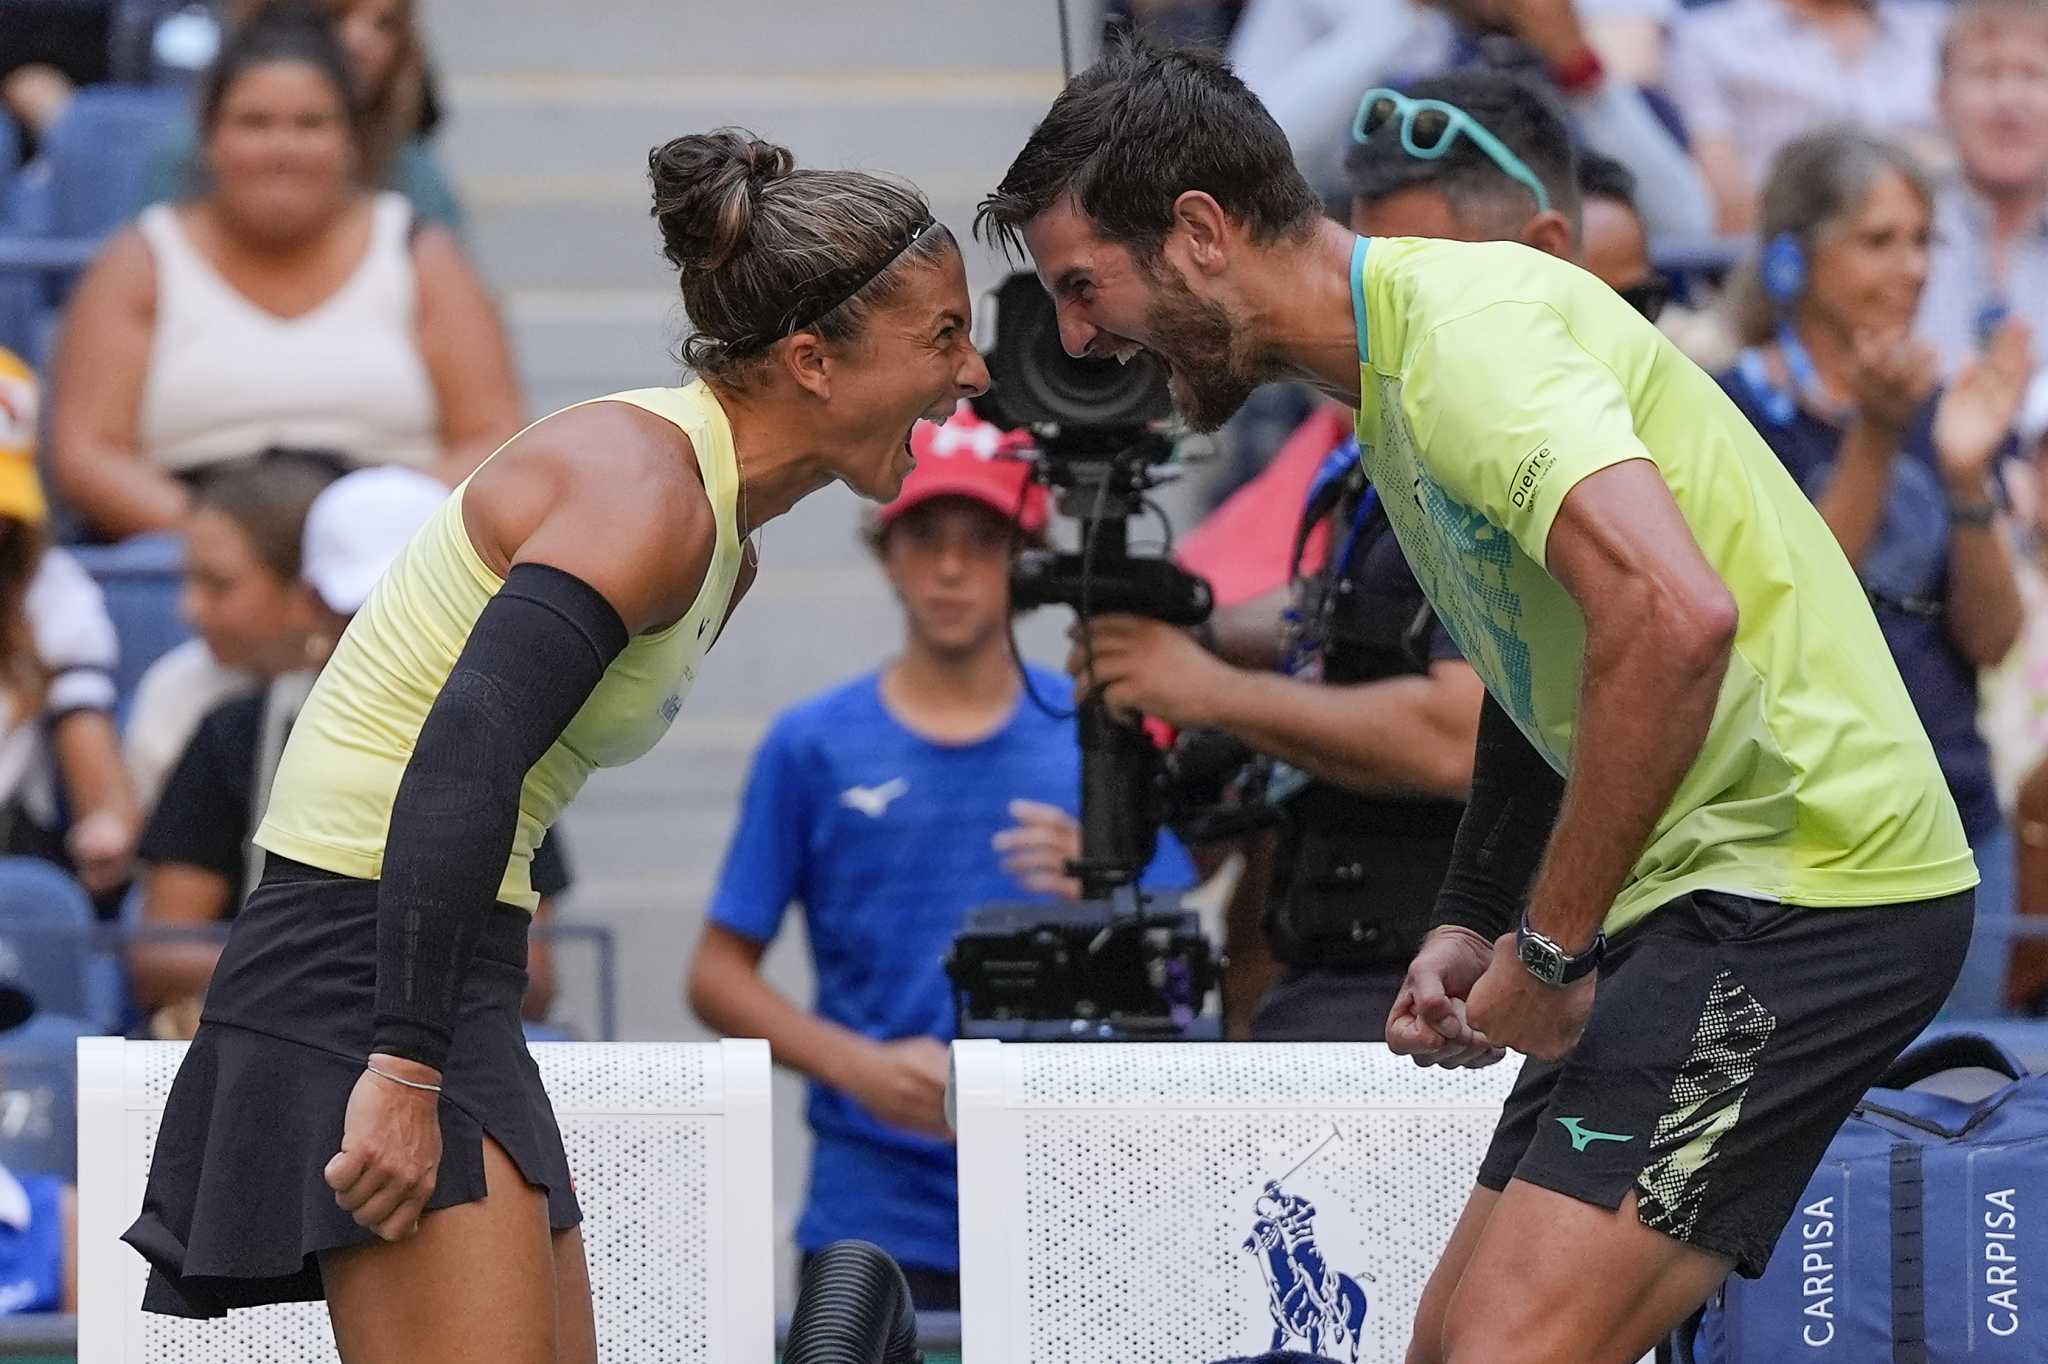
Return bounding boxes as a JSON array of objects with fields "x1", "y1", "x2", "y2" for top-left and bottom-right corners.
[{"x1": 980, "y1": 37, "x2": 1976, "y2": 1364}]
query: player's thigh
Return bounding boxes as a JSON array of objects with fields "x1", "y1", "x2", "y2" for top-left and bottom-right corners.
[
  {"x1": 323, "y1": 1135, "x2": 558, "y2": 1364},
  {"x1": 1441, "y1": 1181, "x2": 1729, "y2": 1364},
  {"x1": 1405, "y1": 1183, "x2": 1498, "y2": 1364},
  {"x1": 552, "y1": 1226, "x2": 597, "y2": 1364}
]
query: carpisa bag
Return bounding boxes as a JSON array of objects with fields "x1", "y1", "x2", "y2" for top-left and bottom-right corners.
[{"x1": 1690, "y1": 1032, "x2": 2045, "y2": 1363}]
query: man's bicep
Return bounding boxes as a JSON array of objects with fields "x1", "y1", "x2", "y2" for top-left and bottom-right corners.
[{"x1": 1542, "y1": 459, "x2": 1732, "y2": 629}]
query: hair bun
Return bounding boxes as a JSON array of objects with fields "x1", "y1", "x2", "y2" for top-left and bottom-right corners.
[{"x1": 648, "y1": 128, "x2": 796, "y2": 275}]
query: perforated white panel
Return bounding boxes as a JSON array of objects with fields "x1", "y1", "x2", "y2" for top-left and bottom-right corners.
[
  {"x1": 957, "y1": 1042, "x2": 1520, "y2": 1364},
  {"x1": 85, "y1": 1040, "x2": 771, "y2": 1364},
  {"x1": 564, "y1": 1118, "x2": 713, "y2": 1363},
  {"x1": 534, "y1": 1043, "x2": 712, "y2": 1110},
  {"x1": 139, "y1": 1046, "x2": 184, "y2": 1103},
  {"x1": 1017, "y1": 1042, "x2": 1515, "y2": 1106},
  {"x1": 136, "y1": 1111, "x2": 339, "y2": 1364}
]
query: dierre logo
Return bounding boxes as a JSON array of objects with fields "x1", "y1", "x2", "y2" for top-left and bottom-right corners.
[{"x1": 1510, "y1": 443, "x2": 1555, "y2": 510}]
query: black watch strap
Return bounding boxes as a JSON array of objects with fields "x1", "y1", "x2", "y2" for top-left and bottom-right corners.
[{"x1": 1516, "y1": 912, "x2": 1605, "y2": 986}]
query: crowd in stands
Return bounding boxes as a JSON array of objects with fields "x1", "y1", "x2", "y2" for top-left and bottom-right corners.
[{"x1": 0, "y1": 0, "x2": 2043, "y2": 1322}]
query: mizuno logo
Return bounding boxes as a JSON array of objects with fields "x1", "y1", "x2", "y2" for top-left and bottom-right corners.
[
  {"x1": 839, "y1": 778, "x2": 909, "y2": 818},
  {"x1": 1556, "y1": 1117, "x2": 1635, "y2": 1152}
]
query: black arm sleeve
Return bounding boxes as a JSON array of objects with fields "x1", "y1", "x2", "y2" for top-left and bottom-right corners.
[
  {"x1": 1429, "y1": 691, "x2": 1565, "y2": 941},
  {"x1": 371, "y1": 563, "x2": 627, "y2": 1068}
]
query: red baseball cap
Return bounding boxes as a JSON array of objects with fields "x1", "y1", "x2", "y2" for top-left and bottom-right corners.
[{"x1": 879, "y1": 403, "x2": 1049, "y2": 534}]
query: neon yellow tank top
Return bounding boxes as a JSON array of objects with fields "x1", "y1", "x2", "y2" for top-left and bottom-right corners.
[{"x1": 254, "y1": 383, "x2": 744, "y2": 910}]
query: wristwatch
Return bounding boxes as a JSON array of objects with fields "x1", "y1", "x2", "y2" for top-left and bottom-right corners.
[{"x1": 1516, "y1": 912, "x2": 1604, "y2": 987}]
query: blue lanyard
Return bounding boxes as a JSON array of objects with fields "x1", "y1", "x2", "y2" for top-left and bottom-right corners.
[
  {"x1": 1740, "y1": 328, "x2": 1820, "y2": 429},
  {"x1": 1304, "y1": 440, "x2": 1381, "y2": 574}
]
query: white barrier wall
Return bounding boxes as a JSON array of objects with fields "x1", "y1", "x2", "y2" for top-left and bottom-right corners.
[
  {"x1": 77, "y1": 1038, "x2": 774, "y2": 1364},
  {"x1": 953, "y1": 1040, "x2": 1522, "y2": 1364}
]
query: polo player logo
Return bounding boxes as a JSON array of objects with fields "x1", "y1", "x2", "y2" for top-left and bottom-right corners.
[{"x1": 1242, "y1": 1126, "x2": 1372, "y2": 1362}]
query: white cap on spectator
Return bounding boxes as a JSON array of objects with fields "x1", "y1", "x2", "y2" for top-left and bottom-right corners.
[
  {"x1": 2021, "y1": 370, "x2": 2048, "y2": 454},
  {"x1": 302, "y1": 467, "x2": 449, "y2": 615}
]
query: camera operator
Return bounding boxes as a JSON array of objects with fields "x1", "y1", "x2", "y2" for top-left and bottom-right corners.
[{"x1": 1071, "y1": 73, "x2": 1590, "y2": 1041}]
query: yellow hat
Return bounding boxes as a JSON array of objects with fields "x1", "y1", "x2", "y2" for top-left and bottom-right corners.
[{"x1": 0, "y1": 351, "x2": 48, "y2": 527}]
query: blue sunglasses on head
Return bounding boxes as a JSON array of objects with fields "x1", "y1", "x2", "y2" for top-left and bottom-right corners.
[{"x1": 1351, "y1": 87, "x2": 1553, "y2": 215}]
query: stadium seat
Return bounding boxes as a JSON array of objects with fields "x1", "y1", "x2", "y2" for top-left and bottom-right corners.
[
  {"x1": 0, "y1": 274, "x2": 34, "y2": 369},
  {"x1": 0, "y1": 1012, "x2": 97, "y2": 1182},
  {"x1": 0, "y1": 857, "x2": 97, "y2": 1021},
  {"x1": 69, "y1": 533, "x2": 189, "y2": 726},
  {"x1": 39, "y1": 86, "x2": 189, "y2": 241},
  {"x1": 0, "y1": 111, "x2": 18, "y2": 224},
  {"x1": 953, "y1": 1041, "x2": 1651, "y2": 1364},
  {"x1": 77, "y1": 1038, "x2": 776, "y2": 1362}
]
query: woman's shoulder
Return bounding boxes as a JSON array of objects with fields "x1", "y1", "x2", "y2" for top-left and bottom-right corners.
[{"x1": 462, "y1": 397, "x2": 710, "y2": 575}]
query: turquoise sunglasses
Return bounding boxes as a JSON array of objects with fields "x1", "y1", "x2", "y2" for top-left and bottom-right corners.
[{"x1": 1351, "y1": 87, "x2": 1553, "y2": 215}]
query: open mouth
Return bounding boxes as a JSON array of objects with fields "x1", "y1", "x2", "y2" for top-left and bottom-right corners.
[{"x1": 1096, "y1": 333, "x2": 1147, "y2": 367}]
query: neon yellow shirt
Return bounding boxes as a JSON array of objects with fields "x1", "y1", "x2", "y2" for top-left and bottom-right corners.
[
  {"x1": 255, "y1": 383, "x2": 745, "y2": 910},
  {"x1": 1352, "y1": 236, "x2": 1975, "y2": 934}
]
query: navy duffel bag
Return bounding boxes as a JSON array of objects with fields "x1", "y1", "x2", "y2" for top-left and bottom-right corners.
[{"x1": 1688, "y1": 1031, "x2": 2045, "y2": 1363}]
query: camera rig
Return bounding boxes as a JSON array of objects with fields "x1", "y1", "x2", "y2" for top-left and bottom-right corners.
[{"x1": 943, "y1": 274, "x2": 1221, "y2": 1039}]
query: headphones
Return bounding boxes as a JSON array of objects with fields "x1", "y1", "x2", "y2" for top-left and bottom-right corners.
[
  {"x1": 1743, "y1": 232, "x2": 1814, "y2": 429},
  {"x1": 1761, "y1": 232, "x2": 1807, "y2": 306}
]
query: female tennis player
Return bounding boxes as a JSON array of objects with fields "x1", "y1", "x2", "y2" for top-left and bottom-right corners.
[{"x1": 123, "y1": 128, "x2": 988, "y2": 1363}]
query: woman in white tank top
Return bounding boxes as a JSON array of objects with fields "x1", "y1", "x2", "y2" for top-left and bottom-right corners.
[{"x1": 48, "y1": 8, "x2": 522, "y2": 541}]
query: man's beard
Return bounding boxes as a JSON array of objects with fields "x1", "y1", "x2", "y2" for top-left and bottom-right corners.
[{"x1": 1142, "y1": 269, "x2": 1261, "y2": 434}]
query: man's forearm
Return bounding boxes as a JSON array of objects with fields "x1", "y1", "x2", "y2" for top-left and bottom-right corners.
[
  {"x1": 1432, "y1": 693, "x2": 1565, "y2": 940},
  {"x1": 1202, "y1": 664, "x2": 1479, "y2": 798},
  {"x1": 1523, "y1": 612, "x2": 1732, "y2": 951}
]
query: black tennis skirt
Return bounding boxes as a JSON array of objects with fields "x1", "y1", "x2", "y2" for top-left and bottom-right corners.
[{"x1": 124, "y1": 856, "x2": 582, "y2": 1319}]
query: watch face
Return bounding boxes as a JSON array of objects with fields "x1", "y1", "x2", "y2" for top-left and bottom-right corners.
[{"x1": 1518, "y1": 933, "x2": 1564, "y2": 986}]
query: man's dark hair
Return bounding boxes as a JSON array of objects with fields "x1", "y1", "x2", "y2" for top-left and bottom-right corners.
[
  {"x1": 976, "y1": 34, "x2": 1323, "y2": 262},
  {"x1": 1343, "y1": 72, "x2": 1580, "y2": 231},
  {"x1": 1576, "y1": 150, "x2": 1639, "y2": 211}
]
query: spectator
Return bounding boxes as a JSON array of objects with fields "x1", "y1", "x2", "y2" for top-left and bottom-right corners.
[
  {"x1": 1228, "y1": 0, "x2": 1714, "y2": 241},
  {"x1": 1577, "y1": 147, "x2": 1748, "y2": 367},
  {"x1": 1576, "y1": 151, "x2": 1660, "y2": 314},
  {"x1": 686, "y1": 412, "x2": 1195, "y2": 1309},
  {"x1": 1987, "y1": 374, "x2": 2048, "y2": 1014},
  {"x1": 123, "y1": 453, "x2": 336, "y2": 817},
  {"x1": 1918, "y1": 0, "x2": 2048, "y2": 379},
  {"x1": 1984, "y1": 372, "x2": 2048, "y2": 805},
  {"x1": 0, "y1": 347, "x2": 139, "y2": 906},
  {"x1": 1667, "y1": 0, "x2": 1951, "y2": 232},
  {"x1": 128, "y1": 466, "x2": 569, "y2": 1037},
  {"x1": 1718, "y1": 128, "x2": 2034, "y2": 1017},
  {"x1": 137, "y1": 0, "x2": 463, "y2": 231},
  {"x1": 0, "y1": 1157, "x2": 75, "y2": 1315},
  {"x1": 2012, "y1": 727, "x2": 2048, "y2": 1013},
  {"x1": 48, "y1": 4, "x2": 521, "y2": 541},
  {"x1": 0, "y1": 0, "x2": 112, "y2": 161}
]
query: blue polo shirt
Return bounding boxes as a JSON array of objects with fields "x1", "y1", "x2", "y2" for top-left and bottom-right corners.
[{"x1": 708, "y1": 666, "x2": 1196, "y2": 1271}]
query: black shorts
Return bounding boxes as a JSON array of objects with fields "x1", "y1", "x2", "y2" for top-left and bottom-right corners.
[
  {"x1": 125, "y1": 857, "x2": 581, "y2": 1318},
  {"x1": 1475, "y1": 888, "x2": 1973, "y2": 1277}
]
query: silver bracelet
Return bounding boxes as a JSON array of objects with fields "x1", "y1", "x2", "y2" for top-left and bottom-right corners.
[{"x1": 364, "y1": 1061, "x2": 443, "y2": 1094}]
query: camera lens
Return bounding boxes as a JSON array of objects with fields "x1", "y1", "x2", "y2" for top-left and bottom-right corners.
[{"x1": 974, "y1": 273, "x2": 1172, "y2": 432}]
